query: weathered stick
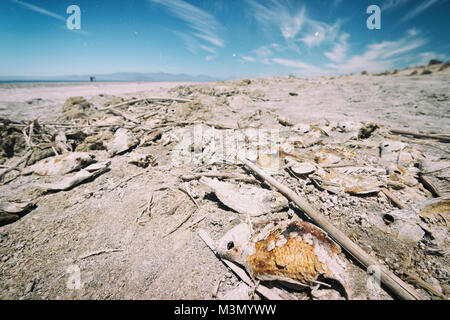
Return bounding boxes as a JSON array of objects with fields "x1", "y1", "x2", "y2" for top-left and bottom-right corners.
[
  {"x1": 381, "y1": 188, "x2": 406, "y2": 209},
  {"x1": 403, "y1": 271, "x2": 446, "y2": 299},
  {"x1": 390, "y1": 129, "x2": 450, "y2": 143},
  {"x1": 167, "y1": 121, "x2": 236, "y2": 130},
  {"x1": 198, "y1": 229, "x2": 293, "y2": 300},
  {"x1": 109, "y1": 171, "x2": 146, "y2": 192},
  {"x1": 40, "y1": 123, "x2": 136, "y2": 129},
  {"x1": 212, "y1": 276, "x2": 225, "y2": 298},
  {"x1": 164, "y1": 209, "x2": 195, "y2": 237},
  {"x1": 137, "y1": 111, "x2": 159, "y2": 120},
  {"x1": 186, "y1": 215, "x2": 206, "y2": 229},
  {"x1": 180, "y1": 172, "x2": 257, "y2": 183},
  {"x1": 419, "y1": 175, "x2": 442, "y2": 197},
  {"x1": 98, "y1": 97, "x2": 192, "y2": 111},
  {"x1": 238, "y1": 157, "x2": 424, "y2": 300},
  {"x1": 0, "y1": 149, "x2": 33, "y2": 181},
  {"x1": 107, "y1": 108, "x2": 141, "y2": 124},
  {"x1": 78, "y1": 248, "x2": 123, "y2": 260}
]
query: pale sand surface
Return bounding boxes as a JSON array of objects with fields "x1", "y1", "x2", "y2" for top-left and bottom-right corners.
[
  {"x1": 0, "y1": 68, "x2": 449, "y2": 300},
  {"x1": 1, "y1": 74, "x2": 448, "y2": 133}
]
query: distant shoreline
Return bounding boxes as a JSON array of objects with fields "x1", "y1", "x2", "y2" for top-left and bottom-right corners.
[{"x1": 0, "y1": 79, "x2": 208, "y2": 84}]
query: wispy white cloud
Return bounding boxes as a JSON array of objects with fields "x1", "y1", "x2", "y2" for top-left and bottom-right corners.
[
  {"x1": 200, "y1": 45, "x2": 217, "y2": 54},
  {"x1": 11, "y1": 0, "x2": 65, "y2": 21},
  {"x1": 171, "y1": 30, "x2": 199, "y2": 54},
  {"x1": 299, "y1": 20, "x2": 342, "y2": 48},
  {"x1": 246, "y1": 0, "x2": 306, "y2": 41},
  {"x1": 241, "y1": 56, "x2": 256, "y2": 63},
  {"x1": 246, "y1": 0, "x2": 345, "y2": 51},
  {"x1": 382, "y1": 0, "x2": 409, "y2": 10},
  {"x1": 326, "y1": 29, "x2": 428, "y2": 73},
  {"x1": 10, "y1": 0, "x2": 91, "y2": 35},
  {"x1": 237, "y1": 45, "x2": 274, "y2": 65},
  {"x1": 325, "y1": 33, "x2": 349, "y2": 63},
  {"x1": 244, "y1": 0, "x2": 435, "y2": 76},
  {"x1": 399, "y1": 0, "x2": 439, "y2": 23},
  {"x1": 253, "y1": 45, "x2": 273, "y2": 59},
  {"x1": 150, "y1": 0, "x2": 225, "y2": 56}
]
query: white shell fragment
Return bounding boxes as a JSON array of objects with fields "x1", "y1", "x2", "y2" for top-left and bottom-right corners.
[
  {"x1": 22, "y1": 152, "x2": 95, "y2": 176},
  {"x1": 107, "y1": 128, "x2": 139, "y2": 156},
  {"x1": 200, "y1": 177, "x2": 288, "y2": 217}
]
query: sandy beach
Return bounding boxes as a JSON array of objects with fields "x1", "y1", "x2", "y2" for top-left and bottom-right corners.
[
  {"x1": 1, "y1": 67, "x2": 448, "y2": 133},
  {"x1": 0, "y1": 64, "x2": 449, "y2": 300}
]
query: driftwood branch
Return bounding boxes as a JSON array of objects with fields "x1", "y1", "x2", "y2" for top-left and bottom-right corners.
[
  {"x1": 238, "y1": 156, "x2": 424, "y2": 300},
  {"x1": 180, "y1": 172, "x2": 258, "y2": 183},
  {"x1": 164, "y1": 208, "x2": 196, "y2": 237},
  {"x1": 178, "y1": 185, "x2": 200, "y2": 208},
  {"x1": 107, "y1": 108, "x2": 141, "y2": 124},
  {"x1": 78, "y1": 248, "x2": 123, "y2": 260},
  {"x1": 403, "y1": 271, "x2": 447, "y2": 299},
  {"x1": 98, "y1": 97, "x2": 192, "y2": 111},
  {"x1": 419, "y1": 175, "x2": 442, "y2": 197},
  {"x1": 380, "y1": 188, "x2": 406, "y2": 209},
  {"x1": 154, "y1": 120, "x2": 236, "y2": 130},
  {"x1": 40, "y1": 123, "x2": 136, "y2": 129},
  {"x1": 109, "y1": 171, "x2": 146, "y2": 192},
  {"x1": 390, "y1": 129, "x2": 450, "y2": 143}
]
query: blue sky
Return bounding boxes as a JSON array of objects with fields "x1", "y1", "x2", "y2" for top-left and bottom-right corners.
[{"x1": 1, "y1": 0, "x2": 449, "y2": 78}]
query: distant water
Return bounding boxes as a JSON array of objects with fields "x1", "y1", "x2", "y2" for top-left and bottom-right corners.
[{"x1": 0, "y1": 80, "x2": 155, "y2": 84}]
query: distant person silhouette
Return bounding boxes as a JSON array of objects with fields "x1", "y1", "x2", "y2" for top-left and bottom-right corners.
[{"x1": 90, "y1": 76, "x2": 95, "y2": 82}]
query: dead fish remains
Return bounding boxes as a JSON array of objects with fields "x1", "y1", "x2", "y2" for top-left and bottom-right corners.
[
  {"x1": 216, "y1": 220, "x2": 349, "y2": 298},
  {"x1": 200, "y1": 177, "x2": 288, "y2": 217},
  {"x1": 107, "y1": 128, "x2": 139, "y2": 156},
  {"x1": 0, "y1": 200, "x2": 35, "y2": 226},
  {"x1": 22, "y1": 152, "x2": 95, "y2": 176},
  {"x1": 36, "y1": 161, "x2": 111, "y2": 191}
]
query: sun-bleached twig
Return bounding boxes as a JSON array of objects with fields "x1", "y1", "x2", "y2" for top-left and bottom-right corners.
[{"x1": 78, "y1": 248, "x2": 123, "y2": 260}]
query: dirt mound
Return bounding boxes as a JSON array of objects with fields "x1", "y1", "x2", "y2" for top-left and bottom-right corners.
[
  {"x1": 58, "y1": 97, "x2": 94, "y2": 122},
  {"x1": 0, "y1": 119, "x2": 26, "y2": 160}
]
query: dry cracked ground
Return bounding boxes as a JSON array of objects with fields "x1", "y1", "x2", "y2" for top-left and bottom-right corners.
[{"x1": 0, "y1": 64, "x2": 449, "y2": 300}]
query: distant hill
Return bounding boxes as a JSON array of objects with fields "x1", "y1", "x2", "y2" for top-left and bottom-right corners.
[{"x1": 0, "y1": 72, "x2": 221, "y2": 82}]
